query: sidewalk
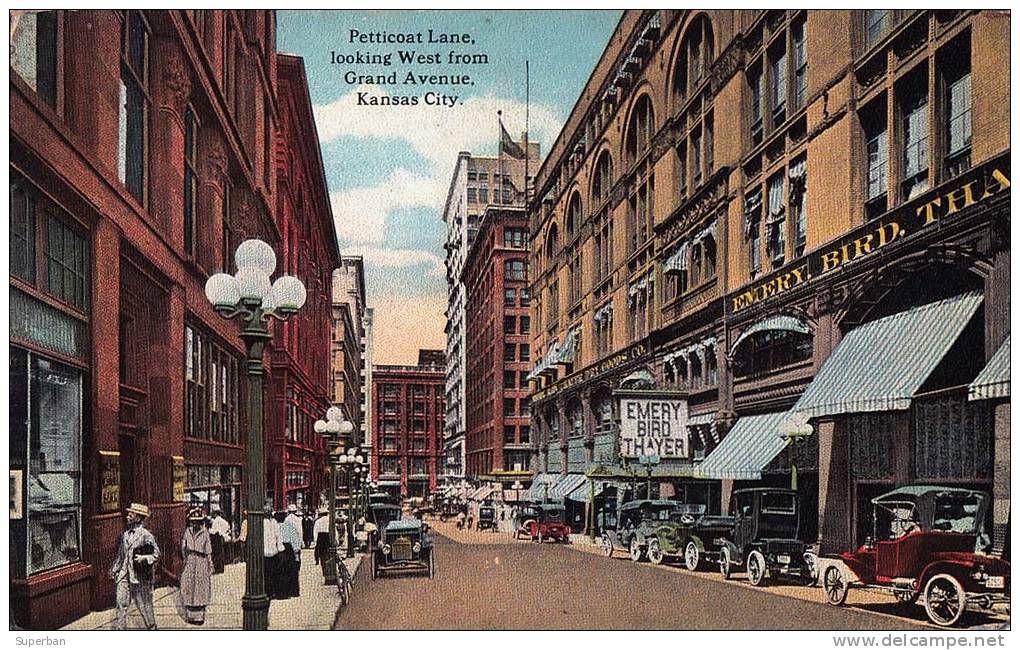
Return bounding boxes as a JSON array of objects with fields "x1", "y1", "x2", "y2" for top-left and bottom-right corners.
[{"x1": 61, "y1": 548, "x2": 362, "y2": 631}]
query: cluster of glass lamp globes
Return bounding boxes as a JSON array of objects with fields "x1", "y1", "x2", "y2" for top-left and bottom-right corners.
[{"x1": 204, "y1": 239, "x2": 307, "y2": 321}]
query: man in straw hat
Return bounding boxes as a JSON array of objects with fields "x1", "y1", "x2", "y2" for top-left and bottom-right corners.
[{"x1": 109, "y1": 502, "x2": 161, "y2": 630}]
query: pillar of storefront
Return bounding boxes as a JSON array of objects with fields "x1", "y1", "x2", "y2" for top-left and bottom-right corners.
[
  {"x1": 197, "y1": 129, "x2": 227, "y2": 271},
  {"x1": 150, "y1": 36, "x2": 190, "y2": 246},
  {"x1": 720, "y1": 479, "x2": 734, "y2": 515},
  {"x1": 992, "y1": 403, "x2": 1010, "y2": 552},
  {"x1": 63, "y1": 10, "x2": 121, "y2": 163},
  {"x1": 816, "y1": 418, "x2": 851, "y2": 554}
]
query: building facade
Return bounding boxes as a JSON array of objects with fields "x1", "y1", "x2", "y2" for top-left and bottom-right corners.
[
  {"x1": 330, "y1": 256, "x2": 367, "y2": 439},
  {"x1": 370, "y1": 354, "x2": 446, "y2": 499},
  {"x1": 362, "y1": 306, "x2": 375, "y2": 454},
  {"x1": 527, "y1": 10, "x2": 1009, "y2": 552},
  {"x1": 462, "y1": 206, "x2": 534, "y2": 482},
  {"x1": 442, "y1": 138, "x2": 540, "y2": 485},
  {"x1": 270, "y1": 53, "x2": 342, "y2": 511},
  {"x1": 9, "y1": 10, "x2": 292, "y2": 628}
]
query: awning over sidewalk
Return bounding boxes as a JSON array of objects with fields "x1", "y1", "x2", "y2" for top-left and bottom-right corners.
[
  {"x1": 548, "y1": 473, "x2": 586, "y2": 500},
  {"x1": 467, "y1": 485, "x2": 494, "y2": 501},
  {"x1": 792, "y1": 292, "x2": 983, "y2": 418},
  {"x1": 524, "y1": 473, "x2": 550, "y2": 501},
  {"x1": 566, "y1": 479, "x2": 607, "y2": 502},
  {"x1": 691, "y1": 411, "x2": 790, "y2": 480},
  {"x1": 969, "y1": 335, "x2": 1010, "y2": 401}
]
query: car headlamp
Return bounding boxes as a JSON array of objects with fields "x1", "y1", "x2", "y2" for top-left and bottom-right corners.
[
  {"x1": 383, "y1": 544, "x2": 392, "y2": 555},
  {"x1": 413, "y1": 542, "x2": 422, "y2": 553}
]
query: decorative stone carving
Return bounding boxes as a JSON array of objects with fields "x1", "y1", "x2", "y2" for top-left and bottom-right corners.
[
  {"x1": 203, "y1": 131, "x2": 228, "y2": 187},
  {"x1": 157, "y1": 40, "x2": 191, "y2": 122},
  {"x1": 709, "y1": 35, "x2": 745, "y2": 94}
]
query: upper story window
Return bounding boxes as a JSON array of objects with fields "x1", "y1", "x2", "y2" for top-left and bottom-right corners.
[
  {"x1": 545, "y1": 223, "x2": 559, "y2": 261},
  {"x1": 674, "y1": 14, "x2": 714, "y2": 100},
  {"x1": 733, "y1": 328, "x2": 812, "y2": 378},
  {"x1": 503, "y1": 227, "x2": 528, "y2": 249},
  {"x1": 865, "y1": 10, "x2": 893, "y2": 48},
  {"x1": 861, "y1": 96, "x2": 889, "y2": 220},
  {"x1": 184, "y1": 107, "x2": 199, "y2": 258},
  {"x1": 505, "y1": 259, "x2": 526, "y2": 281},
  {"x1": 592, "y1": 152, "x2": 613, "y2": 204},
  {"x1": 119, "y1": 10, "x2": 150, "y2": 204},
  {"x1": 744, "y1": 188, "x2": 763, "y2": 280},
  {"x1": 566, "y1": 192, "x2": 582, "y2": 239},
  {"x1": 627, "y1": 175, "x2": 654, "y2": 255},
  {"x1": 941, "y1": 33, "x2": 972, "y2": 180},
  {"x1": 899, "y1": 69, "x2": 930, "y2": 202},
  {"x1": 11, "y1": 11, "x2": 58, "y2": 109},
  {"x1": 746, "y1": 12, "x2": 808, "y2": 143},
  {"x1": 626, "y1": 94, "x2": 655, "y2": 163}
]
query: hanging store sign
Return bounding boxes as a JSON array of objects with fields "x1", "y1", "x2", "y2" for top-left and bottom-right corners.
[
  {"x1": 617, "y1": 390, "x2": 689, "y2": 459},
  {"x1": 730, "y1": 154, "x2": 1010, "y2": 314},
  {"x1": 172, "y1": 456, "x2": 186, "y2": 503},
  {"x1": 99, "y1": 451, "x2": 121, "y2": 513}
]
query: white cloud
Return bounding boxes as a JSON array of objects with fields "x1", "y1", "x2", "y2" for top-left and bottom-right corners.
[
  {"x1": 331, "y1": 168, "x2": 442, "y2": 244},
  {"x1": 341, "y1": 246, "x2": 445, "y2": 278}
]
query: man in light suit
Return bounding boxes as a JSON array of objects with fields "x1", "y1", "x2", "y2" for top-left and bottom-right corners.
[{"x1": 109, "y1": 502, "x2": 161, "y2": 630}]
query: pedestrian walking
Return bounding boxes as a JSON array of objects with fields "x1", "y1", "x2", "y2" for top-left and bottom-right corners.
[
  {"x1": 313, "y1": 506, "x2": 331, "y2": 581},
  {"x1": 208, "y1": 509, "x2": 231, "y2": 574},
  {"x1": 263, "y1": 511, "x2": 285, "y2": 600},
  {"x1": 302, "y1": 512, "x2": 314, "y2": 548},
  {"x1": 179, "y1": 507, "x2": 214, "y2": 625},
  {"x1": 284, "y1": 504, "x2": 303, "y2": 541},
  {"x1": 276, "y1": 510, "x2": 302, "y2": 599},
  {"x1": 109, "y1": 502, "x2": 161, "y2": 630}
]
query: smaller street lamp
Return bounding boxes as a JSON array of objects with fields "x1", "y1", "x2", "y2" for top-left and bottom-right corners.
[
  {"x1": 314, "y1": 406, "x2": 353, "y2": 585},
  {"x1": 781, "y1": 412, "x2": 814, "y2": 491},
  {"x1": 338, "y1": 447, "x2": 364, "y2": 558}
]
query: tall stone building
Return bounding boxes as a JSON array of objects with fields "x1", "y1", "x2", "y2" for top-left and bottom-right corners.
[
  {"x1": 330, "y1": 256, "x2": 367, "y2": 441},
  {"x1": 527, "y1": 10, "x2": 1009, "y2": 550},
  {"x1": 441, "y1": 136, "x2": 541, "y2": 485}
]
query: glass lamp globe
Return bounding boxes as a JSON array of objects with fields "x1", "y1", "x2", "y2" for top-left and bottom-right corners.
[
  {"x1": 235, "y1": 267, "x2": 272, "y2": 302},
  {"x1": 326, "y1": 420, "x2": 341, "y2": 434},
  {"x1": 326, "y1": 406, "x2": 344, "y2": 422},
  {"x1": 235, "y1": 239, "x2": 276, "y2": 275},
  {"x1": 338, "y1": 455, "x2": 348, "y2": 464},
  {"x1": 205, "y1": 273, "x2": 240, "y2": 309},
  {"x1": 260, "y1": 283, "x2": 279, "y2": 313},
  {"x1": 340, "y1": 420, "x2": 354, "y2": 434},
  {"x1": 272, "y1": 275, "x2": 307, "y2": 311},
  {"x1": 314, "y1": 420, "x2": 327, "y2": 434},
  {"x1": 355, "y1": 455, "x2": 364, "y2": 464}
]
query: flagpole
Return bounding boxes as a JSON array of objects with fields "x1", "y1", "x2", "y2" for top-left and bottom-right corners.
[{"x1": 524, "y1": 60, "x2": 530, "y2": 207}]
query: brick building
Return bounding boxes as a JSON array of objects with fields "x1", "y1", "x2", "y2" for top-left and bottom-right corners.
[
  {"x1": 527, "y1": 10, "x2": 1009, "y2": 550},
  {"x1": 330, "y1": 256, "x2": 367, "y2": 439},
  {"x1": 462, "y1": 206, "x2": 534, "y2": 482},
  {"x1": 10, "y1": 10, "x2": 336, "y2": 628},
  {"x1": 270, "y1": 53, "x2": 341, "y2": 511},
  {"x1": 370, "y1": 353, "x2": 446, "y2": 499}
]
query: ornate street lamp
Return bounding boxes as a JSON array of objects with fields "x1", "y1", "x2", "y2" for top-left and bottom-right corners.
[
  {"x1": 338, "y1": 447, "x2": 364, "y2": 558},
  {"x1": 313, "y1": 406, "x2": 353, "y2": 585},
  {"x1": 781, "y1": 412, "x2": 814, "y2": 491},
  {"x1": 205, "y1": 239, "x2": 306, "y2": 631}
]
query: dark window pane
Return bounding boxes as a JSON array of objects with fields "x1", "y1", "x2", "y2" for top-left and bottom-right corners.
[{"x1": 10, "y1": 181, "x2": 37, "y2": 283}]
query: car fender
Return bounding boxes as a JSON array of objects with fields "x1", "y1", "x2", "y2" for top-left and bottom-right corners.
[
  {"x1": 632, "y1": 531, "x2": 647, "y2": 548},
  {"x1": 717, "y1": 539, "x2": 740, "y2": 565},
  {"x1": 917, "y1": 560, "x2": 981, "y2": 592},
  {"x1": 685, "y1": 534, "x2": 707, "y2": 555}
]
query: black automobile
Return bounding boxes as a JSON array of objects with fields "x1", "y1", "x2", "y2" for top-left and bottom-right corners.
[
  {"x1": 370, "y1": 515, "x2": 435, "y2": 579},
  {"x1": 715, "y1": 488, "x2": 817, "y2": 587},
  {"x1": 476, "y1": 505, "x2": 497, "y2": 531}
]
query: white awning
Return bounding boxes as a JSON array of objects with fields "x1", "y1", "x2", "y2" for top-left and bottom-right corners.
[
  {"x1": 792, "y1": 292, "x2": 983, "y2": 418},
  {"x1": 692, "y1": 411, "x2": 790, "y2": 480},
  {"x1": 969, "y1": 335, "x2": 1010, "y2": 401},
  {"x1": 548, "y1": 473, "x2": 586, "y2": 500},
  {"x1": 731, "y1": 315, "x2": 811, "y2": 355}
]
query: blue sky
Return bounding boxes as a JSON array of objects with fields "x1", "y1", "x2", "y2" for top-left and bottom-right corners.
[{"x1": 278, "y1": 10, "x2": 621, "y2": 363}]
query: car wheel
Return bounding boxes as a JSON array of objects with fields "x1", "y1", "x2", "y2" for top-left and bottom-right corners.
[
  {"x1": 823, "y1": 565, "x2": 849, "y2": 606},
  {"x1": 803, "y1": 551, "x2": 819, "y2": 587},
  {"x1": 601, "y1": 534, "x2": 614, "y2": 558},
  {"x1": 719, "y1": 546, "x2": 733, "y2": 579},
  {"x1": 684, "y1": 540, "x2": 701, "y2": 571},
  {"x1": 747, "y1": 550, "x2": 768, "y2": 587},
  {"x1": 647, "y1": 539, "x2": 664, "y2": 565},
  {"x1": 629, "y1": 538, "x2": 644, "y2": 563},
  {"x1": 924, "y1": 574, "x2": 967, "y2": 627},
  {"x1": 537, "y1": 531, "x2": 544, "y2": 543}
]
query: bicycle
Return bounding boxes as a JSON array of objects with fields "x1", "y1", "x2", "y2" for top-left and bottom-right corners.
[{"x1": 335, "y1": 555, "x2": 353, "y2": 607}]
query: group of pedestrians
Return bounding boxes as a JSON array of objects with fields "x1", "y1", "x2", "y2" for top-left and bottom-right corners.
[{"x1": 110, "y1": 500, "x2": 323, "y2": 630}]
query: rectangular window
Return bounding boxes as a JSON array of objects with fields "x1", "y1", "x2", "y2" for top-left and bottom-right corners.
[
  {"x1": 705, "y1": 112, "x2": 714, "y2": 176},
  {"x1": 749, "y1": 63, "x2": 763, "y2": 145},
  {"x1": 503, "y1": 398, "x2": 516, "y2": 416},
  {"x1": 504, "y1": 260, "x2": 526, "y2": 281},
  {"x1": 184, "y1": 107, "x2": 198, "y2": 258},
  {"x1": 865, "y1": 10, "x2": 892, "y2": 48},
  {"x1": 900, "y1": 75, "x2": 929, "y2": 201},
  {"x1": 792, "y1": 19, "x2": 807, "y2": 110},
  {"x1": 766, "y1": 173, "x2": 786, "y2": 267},
  {"x1": 504, "y1": 288, "x2": 516, "y2": 307},
  {"x1": 943, "y1": 38, "x2": 972, "y2": 180},
  {"x1": 520, "y1": 315, "x2": 530, "y2": 335},
  {"x1": 519, "y1": 343, "x2": 530, "y2": 361},
  {"x1": 691, "y1": 128, "x2": 702, "y2": 187},
  {"x1": 119, "y1": 10, "x2": 149, "y2": 204},
  {"x1": 503, "y1": 370, "x2": 516, "y2": 389},
  {"x1": 548, "y1": 280, "x2": 559, "y2": 323},
  {"x1": 11, "y1": 181, "x2": 38, "y2": 284},
  {"x1": 745, "y1": 188, "x2": 762, "y2": 279},
  {"x1": 503, "y1": 315, "x2": 515, "y2": 334},
  {"x1": 466, "y1": 188, "x2": 477, "y2": 202},
  {"x1": 11, "y1": 10, "x2": 58, "y2": 108},
  {"x1": 503, "y1": 228, "x2": 528, "y2": 248},
  {"x1": 186, "y1": 324, "x2": 240, "y2": 444},
  {"x1": 676, "y1": 141, "x2": 688, "y2": 199},
  {"x1": 790, "y1": 156, "x2": 807, "y2": 257},
  {"x1": 769, "y1": 46, "x2": 787, "y2": 128},
  {"x1": 504, "y1": 425, "x2": 516, "y2": 444},
  {"x1": 520, "y1": 287, "x2": 531, "y2": 307},
  {"x1": 504, "y1": 343, "x2": 515, "y2": 361}
]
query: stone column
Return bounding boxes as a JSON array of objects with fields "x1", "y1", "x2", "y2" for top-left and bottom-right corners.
[
  {"x1": 149, "y1": 36, "x2": 191, "y2": 245},
  {"x1": 816, "y1": 418, "x2": 851, "y2": 554},
  {"x1": 63, "y1": 10, "x2": 122, "y2": 167},
  {"x1": 992, "y1": 403, "x2": 1010, "y2": 554},
  {"x1": 197, "y1": 128, "x2": 228, "y2": 272}
]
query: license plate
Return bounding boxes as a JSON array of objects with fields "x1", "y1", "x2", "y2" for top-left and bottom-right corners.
[
  {"x1": 777, "y1": 554, "x2": 791, "y2": 564},
  {"x1": 986, "y1": 576, "x2": 1005, "y2": 589}
]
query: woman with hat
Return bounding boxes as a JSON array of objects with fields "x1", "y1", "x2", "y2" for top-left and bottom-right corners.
[{"x1": 179, "y1": 507, "x2": 214, "y2": 625}]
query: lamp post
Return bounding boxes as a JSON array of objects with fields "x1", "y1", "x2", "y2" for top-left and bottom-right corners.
[
  {"x1": 314, "y1": 407, "x2": 353, "y2": 585},
  {"x1": 204, "y1": 239, "x2": 306, "y2": 631},
  {"x1": 781, "y1": 413, "x2": 814, "y2": 491},
  {"x1": 338, "y1": 447, "x2": 364, "y2": 558}
]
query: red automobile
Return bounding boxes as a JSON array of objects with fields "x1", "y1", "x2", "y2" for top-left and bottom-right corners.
[
  {"x1": 514, "y1": 502, "x2": 571, "y2": 543},
  {"x1": 823, "y1": 486, "x2": 1009, "y2": 627}
]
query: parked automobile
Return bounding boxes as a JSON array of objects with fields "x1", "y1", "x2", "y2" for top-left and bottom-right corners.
[
  {"x1": 514, "y1": 502, "x2": 571, "y2": 543},
  {"x1": 476, "y1": 505, "x2": 497, "y2": 531},
  {"x1": 716, "y1": 488, "x2": 817, "y2": 587},
  {"x1": 370, "y1": 515, "x2": 435, "y2": 579},
  {"x1": 640, "y1": 503, "x2": 735, "y2": 569},
  {"x1": 600, "y1": 499, "x2": 681, "y2": 561},
  {"x1": 438, "y1": 500, "x2": 462, "y2": 522},
  {"x1": 822, "y1": 486, "x2": 1009, "y2": 627}
]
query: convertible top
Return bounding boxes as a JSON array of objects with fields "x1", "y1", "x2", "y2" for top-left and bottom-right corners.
[
  {"x1": 621, "y1": 499, "x2": 681, "y2": 510},
  {"x1": 871, "y1": 485, "x2": 985, "y2": 505}
]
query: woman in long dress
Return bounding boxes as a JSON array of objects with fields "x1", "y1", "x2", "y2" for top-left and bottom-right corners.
[{"x1": 180, "y1": 508, "x2": 214, "y2": 625}]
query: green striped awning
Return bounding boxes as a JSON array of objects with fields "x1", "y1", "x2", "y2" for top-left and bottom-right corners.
[
  {"x1": 969, "y1": 335, "x2": 1010, "y2": 401},
  {"x1": 691, "y1": 411, "x2": 790, "y2": 480},
  {"x1": 548, "y1": 473, "x2": 587, "y2": 500},
  {"x1": 792, "y1": 292, "x2": 983, "y2": 418},
  {"x1": 525, "y1": 474, "x2": 550, "y2": 501}
]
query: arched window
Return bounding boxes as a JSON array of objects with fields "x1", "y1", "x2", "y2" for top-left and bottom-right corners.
[
  {"x1": 733, "y1": 329, "x2": 813, "y2": 378},
  {"x1": 567, "y1": 400, "x2": 584, "y2": 438},
  {"x1": 566, "y1": 192, "x2": 582, "y2": 238},
  {"x1": 674, "y1": 15, "x2": 715, "y2": 100},
  {"x1": 545, "y1": 223, "x2": 559, "y2": 260},
  {"x1": 626, "y1": 94, "x2": 655, "y2": 161},
  {"x1": 592, "y1": 151, "x2": 613, "y2": 203}
]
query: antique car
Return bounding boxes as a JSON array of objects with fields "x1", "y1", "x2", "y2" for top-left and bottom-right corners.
[
  {"x1": 438, "y1": 500, "x2": 462, "y2": 522},
  {"x1": 638, "y1": 503, "x2": 735, "y2": 569},
  {"x1": 476, "y1": 505, "x2": 497, "y2": 531},
  {"x1": 514, "y1": 502, "x2": 571, "y2": 543},
  {"x1": 370, "y1": 515, "x2": 435, "y2": 579},
  {"x1": 716, "y1": 488, "x2": 817, "y2": 586},
  {"x1": 822, "y1": 486, "x2": 1009, "y2": 627},
  {"x1": 600, "y1": 499, "x2": 681, "y2": 561}
]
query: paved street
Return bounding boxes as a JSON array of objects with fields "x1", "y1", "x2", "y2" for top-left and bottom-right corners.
[{"x1": 337, "y1": 527, "x2": 941, "y2": 630}]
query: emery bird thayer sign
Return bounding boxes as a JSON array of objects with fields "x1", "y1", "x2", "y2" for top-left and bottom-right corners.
[{"x1": 618, "y1": 391, "x2": 689, "y2": 459}]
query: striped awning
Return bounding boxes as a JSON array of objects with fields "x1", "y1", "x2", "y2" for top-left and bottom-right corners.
[
  {"x1": 792, "y1": 292, "x2": 983, "y2": 418},
  {"x1": 692, "y1": 411, "x2": 790, "y2": 480},
  {"x1": 468, "y1": 485, "x2": 495, "y2": 501},
  {"x1": 566, "y1": 478, "x2": 605, "y2": 502},
  {"x1": 548, "y1": 473, "x2": 586, "y2": 500},
  {"x1": 524, "y1": 474, "x2": 550, "y2": 501},
  {"x1": 969, "y1": 335, "x2": 1010, "y2": 401},
  {"x1": 731, "y1": 315, "x2": 810, "y2": 354}
]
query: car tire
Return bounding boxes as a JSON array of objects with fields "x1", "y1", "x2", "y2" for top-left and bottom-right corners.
[
  {"x1": 647, "y1": 539, "x2": 664, "y2": 565},
  {"x1": 601, "y1": 534, "x2": 614, "y2": 558},
  {"x1": 747, "y1": 550, "x2": 768, "y2": 587},
  {"x1": 684, "y1": 540, "x2": 701, "y2": 571},
  {"x1": 537, "y1": 531, "x2": 544, "y2": 543},
  {"x1": 629, "y1": 538, "x2": 644, "y2": 563},
  {"x1": 924, "y1": 573, "x2": 967, "y2": 627},
  {"x1": 719, "y1": 546, "x2": 733, "y2": 579},
  {"x1": 803, "y1": 551, "x2": 819, "y2": 587},
  {"x1": 823, "y1": 565, "x2": 849, "y2": 606},
  {"x1": 427, "y1": 549, "x2": 435, "y2": 579}
]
